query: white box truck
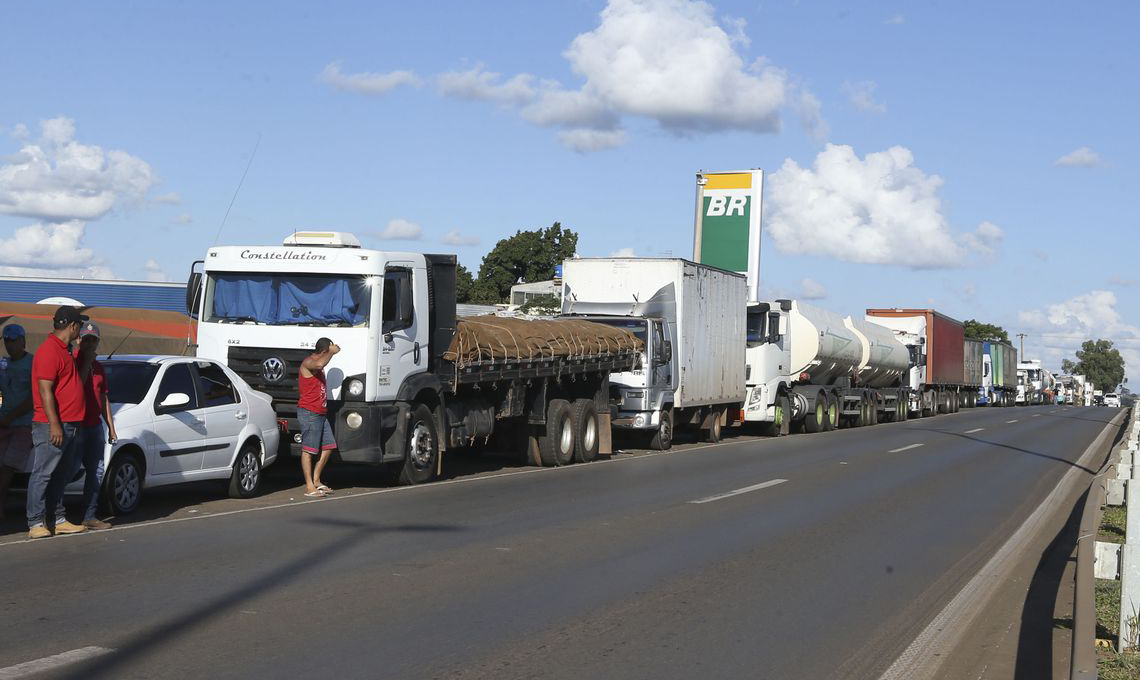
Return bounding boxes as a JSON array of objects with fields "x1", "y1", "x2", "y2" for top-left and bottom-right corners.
[{"x1": 561, "y1": 258, "x2": 747, "y2": 448}]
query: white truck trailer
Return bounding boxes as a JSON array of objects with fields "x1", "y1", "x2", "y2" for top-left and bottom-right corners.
[
  {"x1": 1016, "y1": 359, "x2": 1045, "y2": 405},
  {"x1": 188, "y1": 232, "x2": 642, "y2": 483},
  {"x1": 743, "y1": 299, "x2": 910, "y2": 434},
  {"x1": 561, "y1": 258, "x2": 747, "y2": 448}
]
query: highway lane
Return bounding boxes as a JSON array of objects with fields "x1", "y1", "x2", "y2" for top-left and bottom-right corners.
[{"x1": 0, "y1": 405, "x2": 1120, "y2": 679}]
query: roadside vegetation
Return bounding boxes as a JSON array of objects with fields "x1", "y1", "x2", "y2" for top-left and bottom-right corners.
[{"x1": 1097, "y1": 504, "x2": 1140, "y2": 678}]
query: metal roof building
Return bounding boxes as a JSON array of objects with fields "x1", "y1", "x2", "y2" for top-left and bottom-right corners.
[{"x1": 0, "y1": 276, "x2": 186, "y2": 313}]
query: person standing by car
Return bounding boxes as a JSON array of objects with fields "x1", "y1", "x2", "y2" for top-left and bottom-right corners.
[
  {"x1": 0, "y1": 324, "x2": 34, "y2": 520},
  {"x1": 298, "y1": 337, "x2": 339, "y2": 497},
  {"x1": 26, "y1": 306, "x2": 88, "y2": 538},
  {"x1": 72, "y1": 322, "x2": 116, "y2": 530}
]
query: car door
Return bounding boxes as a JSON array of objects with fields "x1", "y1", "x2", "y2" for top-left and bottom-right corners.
[
  {"x1": 195, "y1": 360, "x2": 247, "y2": 471},
  {"x1": 149, "y1": 362, "x2": 209, "y2": 475}
]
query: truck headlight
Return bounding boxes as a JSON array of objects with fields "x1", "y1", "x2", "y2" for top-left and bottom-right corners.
[
  {"x1": 634, "y1": 414, "x2": 646, "y2": 427},
  {"x1": 345, "y1": 378, "x2": 365, "y2": 398},
  {"x1": 748, "y1": 388, "x2": 762, "y2": 405},
  {"x1": 345, "y1": 411, "x2": 363, "y2": 429}
]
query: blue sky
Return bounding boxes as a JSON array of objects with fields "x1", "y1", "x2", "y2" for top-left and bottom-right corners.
[{"x1": 1, "y1": 0, "x2": 1137, "y2": 381}]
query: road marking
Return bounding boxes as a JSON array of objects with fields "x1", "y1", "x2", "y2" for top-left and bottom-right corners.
[
  {"x1": 889, "y1": 443, "x2": 924, "y2": 453},
  {"x1": 688, "y1": 479, "x2": 788, "y2": 505},
  {"x1": 0, "y1": 647, "x2": 113, "y2": 678},
  {"x1": 965, "y1": 428, "x2": 984, "y2": 434},
  {"x1": 1032, "y1": 414, "x2": 1041, "y2": 418},
  {"x1": 1007, "y1": 419, "x2": 1018, "y2": 423}
]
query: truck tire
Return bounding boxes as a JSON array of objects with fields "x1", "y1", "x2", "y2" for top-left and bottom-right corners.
[
  {"x1": 804, "y1": 393, "x2": 826, "y2": 433},
  {"x1": 766, "y1": 395, "x2": 791, "y2": 437},
  {"x1": 704, "y1": 408, "x2": 723, "y2": 443},
  {"x1": 869, "y1": 394, "x2": 879, "y2": 425},
  {"x1": 571, "y1": 399, "x2": 600, "y2": 462},
  {"x1": 897, "y1": 392, "x2": 908, "y2": 421},
  {"x1": 538, "y1": 399, "x2": 575, "y2": 466},
  {"x1": 399, "y1": 404, "x2": 439, "y2": 485},
  {"x1": 650, "y1": 408, "x2": 673, "y2": 450},
  {"x1": 825, "y1": 393, "x2": 839, "y2": 431},
  {"x1": 854, "y1": 394, "x2": 867, "y2": 427}
]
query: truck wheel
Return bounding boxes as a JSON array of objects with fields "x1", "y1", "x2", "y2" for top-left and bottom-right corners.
[
  {"x1": 650, "y1": 408, "x2": 673, "y2": 450},
  {"x1": 805, "y1": 394, "x2": 825, "y2": 433},
  {"x1": 767, "y1": 395, "x2": 790, "y2": 437},
  {"x1": 824, "y1": 393, "x2": 839, "y2": 431},
  {"x1": 571, "y1": 399, "x2": 600, "y2": 462},
  {"x1": 539, "y1": 399, "x2": 574, "y2": 466},
  {"x1": 853, "y1": 395, "x2": 866, "y2": 427},
  {"x1": 869, "y1": 395, "x2": 879, "y2": 425},
  {"x1": 399, "y1": 404, "x2": 439, "y2": 485},
  {"x1": 704, "y1": 409, "x2": 723, "y2": 443}
]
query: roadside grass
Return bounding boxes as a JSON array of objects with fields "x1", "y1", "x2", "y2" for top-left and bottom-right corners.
[{"x1": 1102, "y1": 505, "x2": 1128, "y2": 544}]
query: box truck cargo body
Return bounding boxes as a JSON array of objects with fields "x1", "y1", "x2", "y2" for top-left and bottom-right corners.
[
  {"x1": 979, "y1": 341, "x2": 1018, "y2": 406},
  {"x1": 562, "y1": 258, "x2": 747, "y2": 447},
  {"x1": 865, "y1": 309, "x2": 974, "y2": 415}
]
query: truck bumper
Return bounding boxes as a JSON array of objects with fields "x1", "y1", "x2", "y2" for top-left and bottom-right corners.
[
  {"x1": 310, "y1": 402, "x2": 404, "y2": 465},
  {"x1": 611, "y1": 410, "x2": 660, "y2": 429}
]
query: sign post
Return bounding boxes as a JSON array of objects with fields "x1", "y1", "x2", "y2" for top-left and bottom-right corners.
[{"x1": 692, "y1": 169, "x2": 764, "y2": 303}]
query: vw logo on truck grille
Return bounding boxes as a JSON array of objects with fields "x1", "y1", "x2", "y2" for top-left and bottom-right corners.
[{"x1": 261, "y1": 357, "x2": 286, "y2": 383}]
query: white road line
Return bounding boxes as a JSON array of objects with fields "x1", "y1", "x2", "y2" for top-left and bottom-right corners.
[
  {"x1": 0, "y1": 647, "x2": 113, "y2": 679},
  {"x1": 889, "y1": 443, "x2": 924, "y2": 453},
  {"x1": 688, "y1": 479, "x2": 788, "y2": 505},
  {"x1": 1006, "y1": 419, "x2": 1018, "y2": 424},
  {"x1": 964, "y1": 428, "x2": 984, "y2": 434},
  {"x1": 1032, "y1": 414, "x2": 1041, "y2": 418}
]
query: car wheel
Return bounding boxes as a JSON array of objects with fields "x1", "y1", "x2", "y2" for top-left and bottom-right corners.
[
  {"x1": 228, "y1": 440, "x2": 262, "y2": 499},
  {"x1": 103, "y1": 452, "x2": 143, "y2": 515}
]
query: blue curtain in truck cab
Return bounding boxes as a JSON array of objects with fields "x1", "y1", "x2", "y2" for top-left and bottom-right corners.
[{"x1": 212, "y1": 274, "x2": 368, "y2": 325}]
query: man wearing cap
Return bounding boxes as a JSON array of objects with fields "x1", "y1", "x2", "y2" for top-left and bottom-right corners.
[
  {"x1": 0, "y1": 324, "x2": 34, "y2": 520},
  {"x1": 25, "y1": 306, "x2": 89, "y2": 538},
  {"x1": 72, "y1": 321, "x2": 115, "y2": 530}
]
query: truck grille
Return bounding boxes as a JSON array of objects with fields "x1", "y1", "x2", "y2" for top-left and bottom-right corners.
[{"x1": 227, "y1": 346, "x2": 313, "y2": 428}]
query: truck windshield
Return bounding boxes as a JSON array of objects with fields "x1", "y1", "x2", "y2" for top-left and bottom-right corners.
[
  {"x1": 586, "y1": 318, "x2": 648, "y2": 343},
  {"x1": 207, "y1": 273, "x2": 371, "y2": 326}
]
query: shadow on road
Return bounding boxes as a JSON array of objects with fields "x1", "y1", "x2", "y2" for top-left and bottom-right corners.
[
  {"x1": 62, "y1": 517, "x2": 466, "y2": 679},
  {"x1": 908, "y1": 428, "x2": 1100, "y2": 475}
]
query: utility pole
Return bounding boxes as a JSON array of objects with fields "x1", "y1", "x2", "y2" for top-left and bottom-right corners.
[{"x1": 1017, "y1": 332, "x2": 1027, "y2": 357}]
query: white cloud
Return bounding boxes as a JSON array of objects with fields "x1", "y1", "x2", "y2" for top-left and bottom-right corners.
[
  {"x1": 174, "y1": 213, "x2": 193, "y2": 225},
  {"x1": 435, "y1": 0, "x2": 795, "y2": 151},
  {"x1": 143, "y1": 258, "x2": 169, "y2": 282},
  {"x1": 0, "y1": 117, "x2": 157, "y2": 221},
  {"x1": 0, "y1": 220, "x2": 111, "y2": 278},
  {"x1": 843, "y1": 80, "x2": 886, "y2": 113},
  {"x1": 440, "y1": 229, "x2": 480, "y2": 246},
  {"x1": 799, "y1": 278, "x2": 826, "y2": 299},
  {"x1": 793, "y1": 89, "x2": 829, "y2": 143},
  {"x1": 766, "y1": 144, "x2": 1001, "y2": 268},
  {"x1": 378, "y1": 218, "x2": 422, "y2": 240},
  {"x1": 1018, "y1": 290, "x2": 1140, "y2": 379},
  {"x1": 1053, "y1": 146, "x2": 1101, "y2": 168},
  {"x1": 319, "y1": 62, "x2": 420, "y2": 95},
  {"x1": 886, "y1": 15, "x2": 905, "y2": 25},
  {"x1": 1109, "y1": 275, "x2": 1136, "y2": 287},
  {"x1": 437, "y1": 67, "x2": 535, "y2": 106},
  {"x1": 152, "y1": 191, "x2": 181, "y2": 205},
  {"x1": 558, "y1": 128, "x2": 628, "y2": 153}
]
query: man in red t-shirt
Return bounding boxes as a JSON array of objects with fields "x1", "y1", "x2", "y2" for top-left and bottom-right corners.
[
  {"x1": 72, "y1": 322, "x2": 117, "y2": 530},
  {"x1": 25, "y1": 306, "x2": 88, "y2": 538},
  {"x1": 298, "y1": 337, "x2": 339, "y2": 497}
]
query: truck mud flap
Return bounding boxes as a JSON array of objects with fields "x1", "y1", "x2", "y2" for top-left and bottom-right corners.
[
  {"x1": 598, "y1": 413, "x2": 612, "y2": 455},
  {"x1": 382, "y1": 402, "x2": 412, "y2": 463}
]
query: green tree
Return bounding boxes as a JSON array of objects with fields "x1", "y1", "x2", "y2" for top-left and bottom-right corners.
[
  {"x1": 455, "y1": 264, "x2": 474, "y2": 304},
  {"x1": 1068, "y1": 339, "x2": 1126, "y2": 391},
  {"x1": 1061, "y1": 359, "x2": 1076, "y2": 374},
  {"x1": 963, "y1": 319, "x2": 1010, "y2": 343},
  {"x1": 470, "y1": 222, "x2": 578, "y2": 304},
  {"x1": 517, "y1": 294, "x2": 561, "y2": 317}
]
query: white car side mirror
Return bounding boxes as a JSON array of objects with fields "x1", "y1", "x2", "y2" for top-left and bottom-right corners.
[{"x1": 159, "y1": 392, "x2": 191, "y2": 409}]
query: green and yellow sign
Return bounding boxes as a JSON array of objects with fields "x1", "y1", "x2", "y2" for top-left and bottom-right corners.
[{"x1": 693, "y1": 169, "x2": 764, "y2": 302}]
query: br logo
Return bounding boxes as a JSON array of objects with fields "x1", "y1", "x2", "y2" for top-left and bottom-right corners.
[{"x1": 705, "y1": 195, "x2": 748, "y2": 217}]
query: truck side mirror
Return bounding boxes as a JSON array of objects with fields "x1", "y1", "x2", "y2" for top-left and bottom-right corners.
[{"x1": 186, "y1": 270, "x2": 203, "y2": 319}]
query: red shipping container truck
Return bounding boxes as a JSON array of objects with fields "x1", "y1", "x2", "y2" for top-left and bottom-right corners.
[{"x1": 865, "y1": 308, "x2": 977, "y2": 414}]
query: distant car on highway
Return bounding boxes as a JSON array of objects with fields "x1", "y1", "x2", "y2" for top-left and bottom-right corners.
[
  {"x1": 1105, "y1": 393, "x2": 1121, "y2": 408},
  {"x1": 67, "y1": 356, "x2": 280, "y2": 515}
]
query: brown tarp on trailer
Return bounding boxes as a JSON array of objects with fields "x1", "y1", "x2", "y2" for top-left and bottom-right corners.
[
  {"x1": 444, "y1": 316, "x2": 643, "y2": 366},
  {"x1": 0, "y1": 302, "x2": 195, "y2": 357}
]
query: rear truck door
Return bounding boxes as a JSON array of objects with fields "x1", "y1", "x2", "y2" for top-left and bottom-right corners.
[
  {"x1": 149, "y1": 362, "x2": 209, "y2": 475},
  {"x1": 377, "y1": 264, "x2": 429, "y2": 401}
]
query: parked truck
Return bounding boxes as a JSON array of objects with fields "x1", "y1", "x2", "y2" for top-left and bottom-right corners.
[
  {"x1": 743, "y1": 299, "x2": 911, "y2": 434},
  {"x1": 560, "y1": 257, "x2": 747, "y2": 448},
  {"x1": 1016, "y1": 359, "x2": 1046, "y2": 405},
  {"x1": 978, "y1": 341, "x2": 1018, "y2": 406},
  {"x1": 865, "y1": 309, "x2": 976, "y2": 416},
  {"x1": 188, "y1": 232, "x2": 643, "y2": 483}
]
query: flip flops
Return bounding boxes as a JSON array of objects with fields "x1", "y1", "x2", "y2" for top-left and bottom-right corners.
[
  {"x1": 316, "y1": 485, "x2": 334, "y2": 495},
  {"x1": 304, "y1": 490, "x2": 325, "y2": 498}
]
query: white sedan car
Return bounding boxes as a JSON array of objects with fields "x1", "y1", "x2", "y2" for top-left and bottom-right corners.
[{"x1": 68, "y1": 356, "x2": 280, "y2": 515}]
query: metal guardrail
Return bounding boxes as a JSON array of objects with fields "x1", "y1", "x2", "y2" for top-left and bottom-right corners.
[{"x1": 1073, "y1": 406, "x2": 1139, "y2": 678}]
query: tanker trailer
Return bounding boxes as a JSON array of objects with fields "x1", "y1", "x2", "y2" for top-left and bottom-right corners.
[
  {"x1": 865, "y1": 308, "x2": 969, "y2": 417},
  {"x1": 844, "y1": 316, "x2": 912, "y2": 424}
]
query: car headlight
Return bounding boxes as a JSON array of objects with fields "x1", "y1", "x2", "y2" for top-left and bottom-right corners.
[
  {"x1": 345, "y1": 411, "x2": 363, "y2": 429},
  {"x1": 346, "y1": 378, "x2": 365, "y2": 398}
]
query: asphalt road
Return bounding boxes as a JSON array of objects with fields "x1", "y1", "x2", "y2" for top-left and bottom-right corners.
[{"x1": 0, "y1": 405, "x2": 1119, "y2": 680}]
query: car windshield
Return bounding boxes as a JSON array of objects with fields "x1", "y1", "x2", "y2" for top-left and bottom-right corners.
[
  {"x1": 207, "y1": 272, "x2": 371, "y2": 327},
  {"x1": 103, "y1": 362, "x2": 161, "y2": 405}
]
